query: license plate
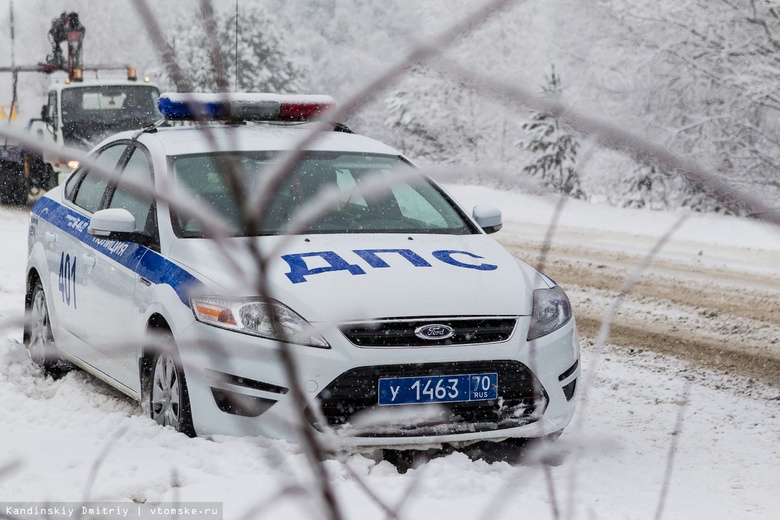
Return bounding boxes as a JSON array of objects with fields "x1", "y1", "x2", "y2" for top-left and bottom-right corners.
[{"x1": 378, "y1": 373, "x2": 498, "y2": 406}]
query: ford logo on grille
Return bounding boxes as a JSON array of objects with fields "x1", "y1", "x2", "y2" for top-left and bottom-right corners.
[{"x1": 414, "y1": 324, "x2": 455, "y2": 341}]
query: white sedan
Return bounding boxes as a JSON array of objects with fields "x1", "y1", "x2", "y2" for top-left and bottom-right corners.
[{"x1": 24, "y1": 93, "x2": 579, "y2": 450}]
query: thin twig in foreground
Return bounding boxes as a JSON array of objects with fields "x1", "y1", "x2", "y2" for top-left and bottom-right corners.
[
  {"x1": 654, "y1": 381, "x2": 693, "y2": 520},
  {"x1": 564, "y1": 214, "x2": 689, "y2": 520}
]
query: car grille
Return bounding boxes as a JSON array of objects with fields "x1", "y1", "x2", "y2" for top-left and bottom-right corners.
[
  {"x1": 339, "y1": 317, "x2": 517, "y2": 347},
  {"x1": 307, "y1": 360, "x2": 548, "y2": 437}
]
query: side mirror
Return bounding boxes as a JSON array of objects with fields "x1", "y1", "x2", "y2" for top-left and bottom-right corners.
[
  {"x1": 88, "y1": 208, "x2": 151, "y2": 245},
  {"x1": 40, "y1": 105, "x2": 48, "y2": 123},
  {"x1": 472, "y1": 205, "x2": 502, "y2": 234}
]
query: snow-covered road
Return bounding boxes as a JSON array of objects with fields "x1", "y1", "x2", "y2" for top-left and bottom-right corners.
[{"x1": 2, "y1": 189, "x2": 779, "y2": 519}]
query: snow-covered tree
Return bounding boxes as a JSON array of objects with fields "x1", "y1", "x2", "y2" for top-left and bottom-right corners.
[
  {"x1": 383, "y1": 67, "x2": 480, "y2": 164},
  {"x1": 521, "y1": 67, "x2": 585, "y2": 199},
  {"x1": 599, "y1": 0, "x2": 780, "y2": 214},
  {"x1": 167, "y1": 5, "x2": 302, "y2": 93}
]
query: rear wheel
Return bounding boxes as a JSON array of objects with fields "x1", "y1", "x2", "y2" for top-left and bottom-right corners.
[
  {"x1": 149, "y1": 342, "x2": 195, "y2": 437},
  {"x1": 25, "y1": 280, "x2": 60, "y2": 373}
]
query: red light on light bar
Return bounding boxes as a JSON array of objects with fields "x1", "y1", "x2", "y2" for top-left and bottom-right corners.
[{"x1": 279, "y1": 101, "x2": 334, "y2": 121}]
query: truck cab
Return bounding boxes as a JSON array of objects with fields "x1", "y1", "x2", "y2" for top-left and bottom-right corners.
[{"x1": 41, "y1": 78, "x2": 161, "y2": 185}]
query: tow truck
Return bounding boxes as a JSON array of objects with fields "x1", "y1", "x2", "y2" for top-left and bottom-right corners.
[{"x1": 0, "y1": 11, "x2": 160, "y2": 204}]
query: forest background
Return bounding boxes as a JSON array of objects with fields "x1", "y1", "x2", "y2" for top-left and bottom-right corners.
[{"x1": 2, "y1": 0, "x2": 779, "y2": 215}]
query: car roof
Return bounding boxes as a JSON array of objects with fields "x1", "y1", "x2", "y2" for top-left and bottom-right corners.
[{"x1": 118, "y1": 124, "x2": 402, "y2": 157}]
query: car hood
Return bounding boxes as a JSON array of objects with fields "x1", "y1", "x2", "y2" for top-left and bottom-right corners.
[{"x1": 168, "y1": 234, "x2": 549, "y2": 323}]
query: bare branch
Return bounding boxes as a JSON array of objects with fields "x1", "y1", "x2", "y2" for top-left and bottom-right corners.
[
  {"x1": 77, "y1": 426, "x2": 129, "y2": 519},
  {"x1": 564, "y1": 214, "x2": 689, "y2": 520},
  {"x1": 654, "y1": 381, "x2": 693, "y2": 520},
  {"x1": 199, "y1": 0, "x2": 230, "y2": 93},
  {"x1": 342, "y1": 462, "x2": 401, "y2": 520},
  {"x1": 130, "y1": 0, "x2": 192, "y2": 91}
]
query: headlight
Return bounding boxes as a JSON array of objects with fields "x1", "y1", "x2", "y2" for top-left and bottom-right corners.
[
  {"x1": 527, "y1": 286, "x2": 572, "y2": 341},
  {"x1": 191, "y1": 297, "x2": 330, "y2": 348}
]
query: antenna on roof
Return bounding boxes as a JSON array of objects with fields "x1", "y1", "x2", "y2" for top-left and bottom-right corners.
[
  {"x1": 234, "y1": 0, "x2": 238, "y2": 92},
  {"x1": 5, "y1": 1, "x2": 16, "y2": 146}
]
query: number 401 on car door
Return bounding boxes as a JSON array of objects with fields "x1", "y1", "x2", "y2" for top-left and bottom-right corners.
[{"x1": 58, "y1": 251, "x2": 77, "y2": 309}]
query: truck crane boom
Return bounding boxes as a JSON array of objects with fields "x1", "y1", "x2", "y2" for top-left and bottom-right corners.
[
  {"x1": 0, "y1": 12, "x2": 130, "y2": 80},
  {"x1": 46, "y1": 12, "x2": 85, "y2": 77}
]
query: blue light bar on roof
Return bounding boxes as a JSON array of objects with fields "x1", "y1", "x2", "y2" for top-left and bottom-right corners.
[{"x1": 158, "y1": 93, "x2": 335, "y2": 122}]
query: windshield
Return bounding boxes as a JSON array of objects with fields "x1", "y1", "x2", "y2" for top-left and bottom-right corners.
[
  {"x1": 171, "y1": 151, "x2": 477, "y2": 237},
  {"x1": 61, "y1": 85, "x2": 161, "y2": 148}
]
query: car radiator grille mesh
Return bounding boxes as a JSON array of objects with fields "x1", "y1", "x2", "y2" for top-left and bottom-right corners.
[
  {"x1": 307, "y1": 360, "x2": 548, "y2": 438},
  {"x1": 339, "y1": 317, "x2": 517, "y2": 347}
]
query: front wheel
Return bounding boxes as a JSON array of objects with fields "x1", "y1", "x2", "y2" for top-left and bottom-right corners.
[
  {"x1": 460, "y1": 432, "x2": 565, "y2": 466},
  {"x1": 149, "y1": 345, "x2": 195, "y2": 437}
]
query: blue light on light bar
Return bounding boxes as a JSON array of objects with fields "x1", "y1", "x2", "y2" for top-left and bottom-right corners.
[{"x1": 158, "y1": 93, "x2": 335, "y2": 122}]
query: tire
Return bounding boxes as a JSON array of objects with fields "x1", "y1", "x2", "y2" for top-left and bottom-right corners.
[
  {"x1": 26, "y1": 153, "x2": 56, "y2": 192},
  {"x1": 25, "y1": 280, "x2": 61, "y2": 373},
  {"x1": 148, "y1": 339, "x2": 196, "y2": 437},
  {"x1": 0, "y1": 161, "x2": 27, "y2": 206},
  {"x1": 46, "y1": 164, "x2": 58, "y2": 190},
  {"x1": 460, "y1": 432, "x2": 565, "y2": 466},
  {"x1": 13, "y1": 174, "x2": 29, "y2": 205}
]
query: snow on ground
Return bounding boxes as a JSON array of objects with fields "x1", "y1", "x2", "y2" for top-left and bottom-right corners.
[
  {"x1": 446, "y1": 184, "x2": 780, "y2": 277},
  {"x1": 1, "y1": 192, "x2": 779, "y2": 519},
  {"x1": 445, "y1": 186, "x2": 780, "y2": 253}
]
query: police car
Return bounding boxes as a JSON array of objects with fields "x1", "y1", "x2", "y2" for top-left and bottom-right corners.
[{"x1": 24, "y1": 93, "x2": 579, "y2": 449}]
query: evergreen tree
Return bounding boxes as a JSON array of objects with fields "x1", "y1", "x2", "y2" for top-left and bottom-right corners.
[
  {"x1": 621, "y1": 163, "x2": 672, "y2": 210},
  {"x1": 620, "y1": 161, "x2": 737, "y2": 213},
  {"x1": 522, "y1": 67, "x2": 585, "y2": 199}
]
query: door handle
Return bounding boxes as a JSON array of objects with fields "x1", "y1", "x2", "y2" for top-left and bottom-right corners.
[
  {"x1": 44, "y1": 231, "x2": 57, "y2": 244},
  {"x1": 82, "y1": 254, "x2": 97, "y2": 271}
]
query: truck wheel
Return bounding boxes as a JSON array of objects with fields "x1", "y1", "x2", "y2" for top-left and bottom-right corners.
[
  {"x1": 0, "y1": 162, "x2": 14, "y2": 204},
  {"x1": 45, "y1": 164, "x2": 58, "y2": 190},
  {"x1": 25, "y1": 152, "x2": 56, "y2": 195},
  {"x1": 13, "y1": 175, "x2": 30, "y2": 205},
  {"x1": 0, "y1": 162, "x2": 29, "y2": 205}
]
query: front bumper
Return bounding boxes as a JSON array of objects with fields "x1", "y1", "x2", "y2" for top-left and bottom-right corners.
[{"x1": 175, "y1": 316, "x2": 580, "y2": 449}]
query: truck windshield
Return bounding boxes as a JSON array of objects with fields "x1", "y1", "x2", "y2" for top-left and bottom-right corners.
[
  {"x1": 61, "y1": 85, "x2": 160, "y2": 148},
  {"x1": 171, "y1": 151, "x2": 477, "y2": 237}
]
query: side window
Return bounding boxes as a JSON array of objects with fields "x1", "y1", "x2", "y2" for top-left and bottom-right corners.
[
  {"x1": 72, "y1": 144, "x2": 127, "y2": 213},
  {"x1": 107, "y1": 147, "x2": 154, "y2": 234},
  {"x1": 47, "y1": 91, "x2": 58, "y2": 134},
  {"x1": 63, "y1": 168, "x2": 81, "y2": 200}
]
